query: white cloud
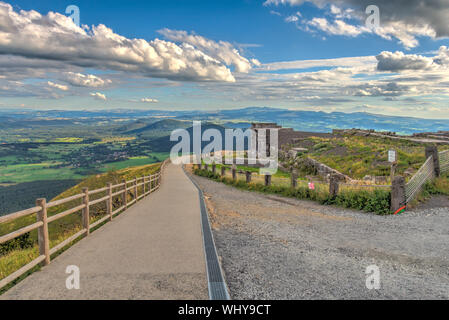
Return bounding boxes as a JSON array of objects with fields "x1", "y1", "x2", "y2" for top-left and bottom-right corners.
[
  {"x1": 90, "y1": 92, "x2": 107, "y2": 101},
  {"x1": 308, "y1": 17, "x2": 365, "y2": 37},
  {"x1": 285, "y1": 15, "x2": 299, "y2": 23},
  {"x1": 141, "y1": 98, "x2": 159, "y2": 103},
  {"x1": 64, "y1": 72, "x2": 111, "y2": 88},
  {"x1": 0, "y1": 2, "x2": 240, "y2": 82},
  {"x1": 264, "y1": 0, "x2": 449, "y2": 49},
  {"x1": 158, "y1": 28, "x2": 260, "y2": 74},
  {"x1": 376, "y1": 47, "x2": 449, "y2": 72},
  {"x1": 47, "y1": 81, "x2": 68, "y2": 91}
]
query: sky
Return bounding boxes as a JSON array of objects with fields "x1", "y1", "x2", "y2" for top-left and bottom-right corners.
[{"x1": 1, "y1": 0, "x2": 449, "y2": 118}]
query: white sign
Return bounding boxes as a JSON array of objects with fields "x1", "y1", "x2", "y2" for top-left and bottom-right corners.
[{"x1": 388, "y1": 150, "x2": 397, "y2": 163}]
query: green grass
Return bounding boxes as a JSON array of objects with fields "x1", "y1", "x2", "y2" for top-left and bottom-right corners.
[
  {"x1": 100, "y1": 152, "x2": 169, "y2": 171},
  {"x1": 288, "y1": 135, "x2": 449, "y2": 180},
  {"x1": 0, "y1": 162, "x2": 162, "y2": 291},
  {"x1": 0, "y1": 162, "x2": 84, "y2": 183}
]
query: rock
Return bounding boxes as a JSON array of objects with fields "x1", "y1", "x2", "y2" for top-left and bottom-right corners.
[{"x1": 363, "y1": 175, "x2": 373, "y2": 181}]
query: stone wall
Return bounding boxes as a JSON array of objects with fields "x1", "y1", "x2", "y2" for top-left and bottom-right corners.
[{"x1": 303, "y1": 157, "x2": 353, "y2": 183}]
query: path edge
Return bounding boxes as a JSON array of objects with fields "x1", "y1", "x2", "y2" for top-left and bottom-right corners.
[{"x1": 182, "y1": 166, "x2": 231, "y2": 300}]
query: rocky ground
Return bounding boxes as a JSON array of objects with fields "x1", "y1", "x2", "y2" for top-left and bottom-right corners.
[{"x1": 190, "y1": 174, "x2": 449, "y2": 300}]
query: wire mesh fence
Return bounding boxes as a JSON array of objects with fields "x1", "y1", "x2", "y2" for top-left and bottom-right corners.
[
  {"x1": 405, "y1": 156, "x2": 435, "y2": 204},
  {"x1": 439, "y1": 150, "x2": 449, "y2": 174}
]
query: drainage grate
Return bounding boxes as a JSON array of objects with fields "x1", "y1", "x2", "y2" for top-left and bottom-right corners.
[{"x1": 184, "y1": 167, "x2": 230, "y2": 300}]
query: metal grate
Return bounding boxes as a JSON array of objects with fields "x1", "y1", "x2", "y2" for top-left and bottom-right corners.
[
  {"x1": 184, "y1": 167, "x2": 231, "y2": 300},
  {"x1": 405, "y1": 156, "x2": 435, "y2": 203}
]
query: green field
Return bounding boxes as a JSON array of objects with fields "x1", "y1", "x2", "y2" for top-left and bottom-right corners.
[
  {"x1": 0, "y1": 162, "x2": 83, "y2": 184},
  {"x1": 100, "y1": 153, "x2": 169, "y2": 171}
]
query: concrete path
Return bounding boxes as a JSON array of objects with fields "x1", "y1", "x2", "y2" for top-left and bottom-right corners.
[{"x1": 1, "y1": 163, "x2": 208, "y2": 300}]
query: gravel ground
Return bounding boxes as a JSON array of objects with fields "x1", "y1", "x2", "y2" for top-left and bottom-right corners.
[{"x1": 190, "y1": 174, "x2": 449, "y2": 300}]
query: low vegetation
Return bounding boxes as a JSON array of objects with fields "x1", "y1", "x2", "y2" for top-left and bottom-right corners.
[
  {"x1": 194, "y1": 168, "x2": 391, "y2": 215},
  {"x1": 284, "y1": 134, "x2": 449, "y2": 180}
]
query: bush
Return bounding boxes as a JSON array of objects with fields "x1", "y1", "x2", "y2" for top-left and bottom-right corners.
[
  {"x1": 194, "y1": 169, "x2": 392, "y2": 215},
  {"x1": 0, "y1": 233, "x2": 34, "y2": 256}
]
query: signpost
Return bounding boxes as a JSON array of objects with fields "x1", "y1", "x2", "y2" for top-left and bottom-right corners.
[{"x1": 389, "y1": 149, "x2": 398, "y2": 183}]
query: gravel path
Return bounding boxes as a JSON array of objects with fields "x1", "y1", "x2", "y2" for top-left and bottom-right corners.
[{"x1": 190, "y1": 174, "x2": 449, "y2": 300}]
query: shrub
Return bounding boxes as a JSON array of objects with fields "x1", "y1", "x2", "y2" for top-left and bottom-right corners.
[{"x1": 194, "y1": 169, "x2": 392, "y2": 215}]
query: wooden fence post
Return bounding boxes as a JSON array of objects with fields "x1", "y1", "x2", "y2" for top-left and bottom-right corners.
[
  {"x1": 204, "y1": 163, "x2": 208, "y2": 171},
  {"x1": 221, "y1": 166, "x2": 226, "y2": 177},
  {"x1": 122, "y1": 179, "x2": 127, "y2": 208},
  {"x1": 291, "y1": 169, "x2": 298, "y2": 188},
  {"x1": 212, "y1": 163, "x2": 216, "y2": 174},
  {"x1": 264, "y1": 174, "x2": 271, "y2": 186},
  {"x1": 425, "y1": 146, "x2": 440, "y2": 177},
  {"x1": 329, "y1": 174, "x2": 340, "y2": 198},
  {"x1": 134, "y1": 177, "x2": 138, "y2": 200},
  {"x1": 82, "y1": 187, "x2": 90, "y2": 236},
  {"x1": 107, "y1": 183, "x2": 113, "y2": 221},
  {"x1": 232, "y1": 165, "x2": 237, "y2": 180},
  {"x1": 36, "y1": 198, "x2": 50, "y2": 266},
  {"x1": 198, "y1": 163, "x2": 202, "y2": 170},
  {"x1": 245, "y1": 171, "x2": 252, "y2": 183},
  {"x1": 143, "y1": 176, "x2": 146, "y2": 197},
  {"x1": 391, "y1": 176, "x2": 406, "y2": 212}
]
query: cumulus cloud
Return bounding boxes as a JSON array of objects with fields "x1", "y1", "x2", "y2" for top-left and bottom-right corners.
[
  {"x1": 90, "y1": 92, "x2": 107, "y2": 101},
  {"x1": 63, "y1": 72, "x2": 111, "y2": 88},
  {"x1": 264, "y1": 0, "x2": 449, "y2": 48},
  {"x1": 285, "y1": 15, "x2": 299, "y2": 23},
  {"x1": 0, "y1": 2, "x2": 243, "y2": 82},
  {"x1": 47, "y1": 81, "x2": 69, "y2": 91},
  {"x1": 157, "y1": 28, "x2": 260, "y2": 73},
  {"x1": 376, "y1": 46, "x2": 449, "y2": 72},
  {"x1": 141, "y1": 98, "x2": 159, "y2": 103},
  {"x1": 308, "y1": 17, "x2": 365, "y2": 36}
]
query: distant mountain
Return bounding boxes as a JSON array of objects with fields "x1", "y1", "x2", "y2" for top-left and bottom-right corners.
[
  {"x1": 125, "y1": 119, "x2": 191, "y2": 135},
  {"x1": 146, "y1": 122, "x2": 239, "y2": 152},
  {"x1": 1, "y1": 107, "x2": 448, "y2": 135}
]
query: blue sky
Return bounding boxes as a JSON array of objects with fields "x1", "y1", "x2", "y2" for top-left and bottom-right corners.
[{"x1": 1, "y1": 0, "x2": 449, "y2": 118}]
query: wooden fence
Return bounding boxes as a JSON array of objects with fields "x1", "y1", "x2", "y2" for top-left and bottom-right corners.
[
  {"x1": 198, "y1": 163, "x2": 389, "y2": 198},
  {"x1": 0, "y1": 160, "x2": 169, "y2": 290}
]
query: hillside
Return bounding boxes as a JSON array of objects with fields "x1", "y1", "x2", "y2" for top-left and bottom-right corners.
[
  {"x1": 282, "y1": 133, "x2": 449, "y2": 181},
  {"x1": 124, "y1": 119, "x2": 191, "y2": 136},
  {"x1": 0, "y1": 162, "x2": 162, "y2": 284}
]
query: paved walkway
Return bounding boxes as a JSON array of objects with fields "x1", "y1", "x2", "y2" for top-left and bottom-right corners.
[{"x1": 1, "y1": 163, "x2": 208, "y2": 300}]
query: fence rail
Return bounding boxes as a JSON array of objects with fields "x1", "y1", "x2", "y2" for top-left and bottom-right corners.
[{"x1": 0, "y1": 159, "x2": 169, "y2": 290}]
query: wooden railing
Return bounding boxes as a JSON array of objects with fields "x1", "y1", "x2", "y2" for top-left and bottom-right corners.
[{"x1": 0, "y1": 159, "x2": 169, "y2": 290}]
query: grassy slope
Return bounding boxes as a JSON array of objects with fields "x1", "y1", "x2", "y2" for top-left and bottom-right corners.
[
  {"x1": 288, "y1": 135, "x2": 449, "y2": 180},
  {"x1": 0, "y1": 162, "x2": 161, "y2": 287}
]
